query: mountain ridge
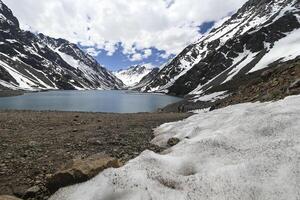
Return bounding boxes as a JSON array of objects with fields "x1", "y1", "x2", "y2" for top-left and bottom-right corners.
[
  {"x1": 113, "y1": 65, "x2": 157, "y2": 87},
  {"x1": 0, "y1": 0, "x2": 123, "y2": 91},
  {"x1": 142, "y1": 0, "x2": 300, "y2": 97}
]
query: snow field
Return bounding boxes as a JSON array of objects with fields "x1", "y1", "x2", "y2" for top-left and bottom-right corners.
[{"x1": 51, "y1": 95, "x2": 300, "y2": 200}]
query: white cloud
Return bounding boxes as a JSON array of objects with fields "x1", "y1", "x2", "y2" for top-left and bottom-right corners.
[
  {"x1": 85, "y1": 47, "x2": 101, "y2": 57},
  {"x1": 129, "y1": 48, "x2": 152, "y2": 61},
  {"x1": 3, "y1": 0, "x2": 247, "y2": 57},
  {"x1": 143, "y1": 49, "x2": 152, "y2": 58}
]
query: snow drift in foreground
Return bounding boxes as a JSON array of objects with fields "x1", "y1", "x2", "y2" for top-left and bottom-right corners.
[{"x1": 50, "y1": 96, "x2": 300, "y2": 200}]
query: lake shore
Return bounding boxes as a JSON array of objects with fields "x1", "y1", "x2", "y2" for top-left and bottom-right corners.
[
  {"x1": 0, "y1": 90, "x2": 25, "y2": 97},
  {"x1": 0, "y1": 110, "x2": 191, "y2": 199}
]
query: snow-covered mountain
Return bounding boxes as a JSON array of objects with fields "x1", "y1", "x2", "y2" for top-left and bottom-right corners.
[
  {"x1": 143, "y1": 0, "x2": 300, "y2": 96},
  {"x1": 113, "y1": 65, "x2": 155, "y2": 87},
  {"x1": 131, "y1": 67, "x2": 159, "y2": 91},
  {"x1": 0, "y1": 0, "x2": 123, "y2": 91}
]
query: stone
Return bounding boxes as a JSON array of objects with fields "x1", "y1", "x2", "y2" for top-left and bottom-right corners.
[
  {"x1": 0, "y1": 196, "x2": 22, "y2": 200},
  {"x1": 28, "y1": 141, "x2": 38, "y2": 147},
  {"x1": 167, "y1": 137, "x2": 180, "y2": 147},
  {"x1": 11, "y1": 185, "x2": 27, "y2": 198},
  {"x1": 209, "y1": 105, "x2": 216, "y2": 111},
  {"x1": 23, "y1": 185, "x2": 41, "y2": 199},
  {"x1": 289, "y1": 79, "x2": 300, "y2": 89},
  {"x1": 46, "y1": 154, "x2": 122, "y2": 193},
  {"x1": 260, "y1": 69, "x2": 273, "y2": 80},
  {"x1": 87, "y1": 138, "x2": 102, "y2": 145}
]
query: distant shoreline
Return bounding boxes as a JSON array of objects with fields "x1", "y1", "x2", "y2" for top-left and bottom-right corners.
[{"x1": 0, "y1": 90, "x2": 25, "y2": 97}]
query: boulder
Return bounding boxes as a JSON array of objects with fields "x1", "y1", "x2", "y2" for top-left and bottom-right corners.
[
  {"x1": 46, "y1": 154, "x2": 122, "y2": 193},
  {"x1": 23, "y1": 186, "x2": 41, "y2": 199},
  {"x1": 260, "y1": 69, "x2": 273, "y2": 80},
  {"x1": 11, "y1": 185, "x2": 27, "y2": 198},
  {"x1": 289, "y1": 79, "x2": 300, "y2": 89},
  {"x1": 167, "y1": 137, "x2": 180, "y2": 147},
  {"x1": 287, "y1": 79, "x2": 300, "y2": 95},
  {"x1": 0, "y1": 195, "x2": 22, "y2": 200}
]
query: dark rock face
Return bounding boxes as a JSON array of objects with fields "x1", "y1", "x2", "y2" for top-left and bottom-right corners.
[
  {"x1": 0, "y1": 2, "x2": 19, "y2": 32},
  {"x1": 0, "y1": 1, "x2": 123, "y2": 90},
  {"x1": 143, "y1": 0, "x2": 300, "y2": 97},
  {"x1": 132, "y1": 67, "x2": 159, "y2": 91}
]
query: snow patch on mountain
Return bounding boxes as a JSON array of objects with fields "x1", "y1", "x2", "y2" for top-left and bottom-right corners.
[
  {"x1": 250, "y1": 28, "x2": 300, "y2": 72},
  {"x1": 114, "y1": 65, "x2": 154, "y2": 87},
  {"x1": 50, "y1": 95, "x2": 300, "y2": 200},
  {"x1": 192, "y1": 91, "x2": 229, "y2": 102}
]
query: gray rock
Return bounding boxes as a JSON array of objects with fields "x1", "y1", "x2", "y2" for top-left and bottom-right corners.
[
  {"x1": 23, "y1": 186, "x2": 41, "y2": 199},
  {"x1": 46, "y1": 154, "x2": 122, "y2": 194},
  {"x1": 167, "y1": 137, "x2": 180, "y2": 147},
  {"x1": 289, "y1": 79, "x2": 300, "y2": 89}
]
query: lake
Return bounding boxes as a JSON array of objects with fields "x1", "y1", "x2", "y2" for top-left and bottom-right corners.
[{"x1": 0, "y1": 90, "x2": 182, "y2": 113}]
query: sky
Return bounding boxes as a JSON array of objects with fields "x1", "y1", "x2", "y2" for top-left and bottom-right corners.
[{"x1": 4, "y1": 0, "x2": 247, "y2": 71}]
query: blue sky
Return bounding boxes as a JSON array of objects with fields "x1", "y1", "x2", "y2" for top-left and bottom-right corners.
[
  {"x1": 81, "y1": 21, "x2": 215, "y2": 71},
  {"x1": 80, "y1": 44, "x2": 175, "y2": 71}
]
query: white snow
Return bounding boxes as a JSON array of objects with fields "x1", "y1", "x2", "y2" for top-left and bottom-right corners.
[
  {"x1": 192, "y1": 91, "x2": 229, "y2": 102},
  {"x1": 0, "y1": 60, "x2": 38, "y2": 90},
  {"x1": 223, "y1": 50, "x2": 259, "y2": 83},
  {"x1": 56, "y1": 51, "x2": 80, "y2": 69},
  {"x1": 50, "y1": 95, "x2": 300, "y2": 200},
  {"x1": 5, "y1": 39, "x2": 18, "y2": 43},
  {"x1": 56, "y1": 50, "x2": 105, "y2": 89},
  {"x1": 114, "y1": 65, "x2": 153, "y2": 87},
  {"x1": 0, "y1": 79, "x2": 19, "y2": 90},
  {"x1": 250, "y1": 28, "x2": 300, "y2": 72},
  {"x1": 24, "y1": 69, "x2": 53, "y2": 89}
]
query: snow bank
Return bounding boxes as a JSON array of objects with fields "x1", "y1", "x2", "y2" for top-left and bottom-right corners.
[
  {"x1": 192, "y1": 91, "x2": 229, "y2": 102},
  {"x1": 250, "y1": 28, "x2": 300, "y2": 72},
  {"x1": 50, "y1": 95, "x2": 300, "y2": 200}
]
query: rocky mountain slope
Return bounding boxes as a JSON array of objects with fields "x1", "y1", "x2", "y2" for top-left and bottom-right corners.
[
  {"x1": 0, "y1": 1, "x2": 123, "y2": 91},
  {"x1": 143, "y1": 0, "x2": 300, "y2": 98},
  {"x1": 131, "y1": 67, "x2": 159, "y2": 91},
  {"x1": 113, "y1": 65, "x2": 156, "y2": 87}
]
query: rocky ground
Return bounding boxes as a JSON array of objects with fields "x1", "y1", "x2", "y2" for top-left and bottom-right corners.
[
  {"x1": 0, "y1": 111, "x2": 191, "y2": 199},
  {"x1": 216, "y1": 59, "x2": 300, "y2": 108}
]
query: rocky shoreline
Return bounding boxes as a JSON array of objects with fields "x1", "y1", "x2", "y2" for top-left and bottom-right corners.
[
  {"x1": 0, "y1": 90, "x2": 24, "y2": 98},
  {"x1": 0, "y1": 110, "x2": 191, "y2": 200}
]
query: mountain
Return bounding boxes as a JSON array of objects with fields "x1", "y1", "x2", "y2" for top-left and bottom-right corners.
[
  {"x1": 0, "y1": 0, "x2": 123, "y2": 91},
  {"x1": 113, "y1": 65, "x2": 155, "y2": 87},
  {"x1": 143, "y1": 0, "x2": 300, "y2": 97},
  {"x1": 131, "y1": 67, "x2": 159, "y2": 90}
]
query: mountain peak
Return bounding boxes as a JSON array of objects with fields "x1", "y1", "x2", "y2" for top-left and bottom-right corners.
[
  {"x1": 114, "y1": 65, "x2": 155, "y2": 87},
  {"x1": 142, "y1": 0, "x2": 300, "y2": 95},
  {"x1": 0, "y1": 0, "x2": 19, "y2": 30},
  {"x1": 0, "y1": 0, "x2": 123, "y2": 90}
]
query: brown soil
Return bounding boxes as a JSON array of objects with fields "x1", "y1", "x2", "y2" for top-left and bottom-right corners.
[{"x1": 0, "y1": 111, "x2": 191, "y2": 199}]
